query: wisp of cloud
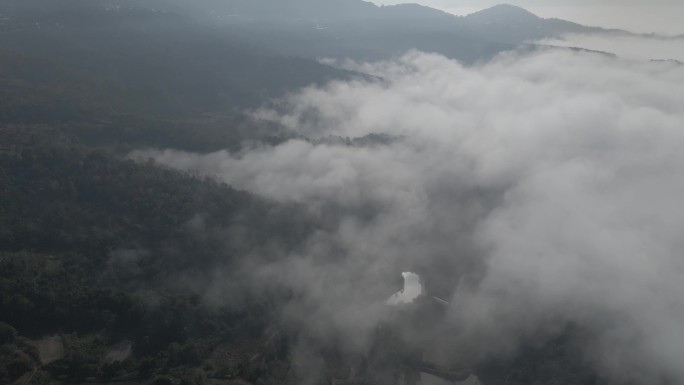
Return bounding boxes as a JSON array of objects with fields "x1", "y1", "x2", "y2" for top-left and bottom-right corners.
[{"x1": 535, "y1": 33, "x2": 684, "y2": 63}]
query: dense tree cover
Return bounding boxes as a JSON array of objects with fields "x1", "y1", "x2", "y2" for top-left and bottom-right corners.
[
  {"x1": 0, "y1": 125, "x2": 314, "y2": 384},
  {"x1": 0, "y1": 247, "x2": 284, "y2": 384},
  {"x1": 61, "y1": 115, "x2": 291, "y2": 153},
  {"x1": 0, "y1": 141, "x2": 309, "y2": 260},
  {"x1": 0, "y1": 7, "x2": 335, "y2": 381},
  {"x1": 0, "y1": 5, "x2": 358, "y2": 155},
  {"x1": 0, "y1": 7, "x2": 358, "y2": 120},
  {"x1": 0, "y1": 334, "x2": 40, "y2": 384},
  {"x1": 476, "y1": 326, "x2": 600, "y2": 385}
]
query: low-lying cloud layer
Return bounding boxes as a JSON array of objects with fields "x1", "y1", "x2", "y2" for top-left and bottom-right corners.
[
  {"x1": 131, "y1": 48, "x2": 684, "y2": 383},
  {"x1": 536, "y1": 33, "x2": 684, "y2": 62}
]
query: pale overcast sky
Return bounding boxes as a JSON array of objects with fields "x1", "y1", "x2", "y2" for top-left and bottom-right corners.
[{"x1": 371, "y1": 1, "x2": 684, "y2": 35}]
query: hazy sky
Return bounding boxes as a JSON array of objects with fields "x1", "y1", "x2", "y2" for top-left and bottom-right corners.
[{"x1": 371, "y1": 1, "x2": 684, "y2": 35}]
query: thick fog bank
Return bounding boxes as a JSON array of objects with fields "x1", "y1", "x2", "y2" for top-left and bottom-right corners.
[{"x1": 131, "y1": 49, "x2": 684, "y2": 383}]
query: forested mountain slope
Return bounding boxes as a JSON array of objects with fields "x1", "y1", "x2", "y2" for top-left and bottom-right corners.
[{"x1": 0, "y1": 1, "x2": 631, "y2": 384}]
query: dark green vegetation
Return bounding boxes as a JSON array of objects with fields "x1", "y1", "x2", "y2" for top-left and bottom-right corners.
[
  {"x1": 0, "y1": 1, "x2": 619, "y2": 384},
  {"x1": 0, "y1": 125, "x2": 314, "y2": 384}
]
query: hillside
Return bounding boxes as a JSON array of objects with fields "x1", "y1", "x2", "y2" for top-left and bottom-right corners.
[{"x1": 0, "y1": 1, "x2": 645, "y2": 385}]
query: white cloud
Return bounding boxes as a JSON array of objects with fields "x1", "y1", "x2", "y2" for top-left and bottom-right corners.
[
  {"x1": 536, "y1": 33, "x2": 684, "y2": 62},
  {"x1": 132, "y1": 48, "x2": 684, "y2": 381}
]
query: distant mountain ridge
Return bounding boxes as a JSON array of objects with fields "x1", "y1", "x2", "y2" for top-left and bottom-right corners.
[
  {"x1": 462, "y1": 3, "x2": 610, "y2": 44},
  {"x1": 466, "y1": 4, "x2": 541, "y2": 24},
  {"x1": 0, "y1": 0, "x2": 635, "y2": 65},
  {"x1": 0, "y1": 0, "x2": 626, "y2": 38}
]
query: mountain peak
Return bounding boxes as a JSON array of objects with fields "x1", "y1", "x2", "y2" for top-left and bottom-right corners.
[
  {"x1": 466, "y1": 4, "x2": 540, "y2": 24},
  {"x1": 380, "y1": 3, "x2": 454, "y2": 19}
]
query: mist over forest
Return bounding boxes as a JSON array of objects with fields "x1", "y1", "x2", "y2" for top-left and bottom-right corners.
[{"x1": 1, "y1": 1, "x2": 683, "y2": 385}]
